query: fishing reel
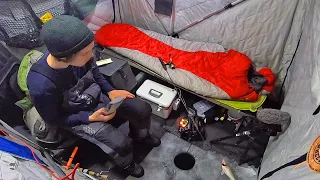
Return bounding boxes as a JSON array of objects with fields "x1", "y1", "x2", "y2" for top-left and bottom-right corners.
[
  {"x1": 178, "y1": 108, "x2": 206, "y2": 142},
  {"x1": 158, "y1": 54, "x2": 176, "y2": 70}
]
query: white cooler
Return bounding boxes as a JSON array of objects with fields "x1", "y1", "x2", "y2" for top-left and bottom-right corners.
[{"x1": 136, "y1": 80, "x2": 177, "y2": 119}]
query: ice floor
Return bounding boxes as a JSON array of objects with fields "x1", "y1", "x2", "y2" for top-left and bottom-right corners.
[{"x1": 126, "y1": 133, "x2": 257, "y2": 180}]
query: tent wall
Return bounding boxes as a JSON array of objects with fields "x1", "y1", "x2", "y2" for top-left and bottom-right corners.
[
  {"x1": 117, "y1": 0, "x2": 311, "y2": 90},
  {"x1": 114, "y1": 1, "x2": 320, "y2": 179},
  {"x1": 82, "y1": 0, "x2": 119, "y2": 33},
  {"x1": 259, "y1": 0, "x2": 320, "y2": 179},
  {"x1": 118, "y1": 0, "x2": 234, "y2": 35}
]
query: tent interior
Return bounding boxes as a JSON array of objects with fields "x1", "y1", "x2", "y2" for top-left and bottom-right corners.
[{"x1": 0, "y1": 0, "x2": 319, "y2": 179}]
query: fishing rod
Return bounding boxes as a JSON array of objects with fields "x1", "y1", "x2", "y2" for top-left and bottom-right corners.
[
  {"x1": 158, "y1": 57, "x2": 206, "y2": 142},
  {"x1": 171, "y1": 0, "x2": 248, "y2": 37}
]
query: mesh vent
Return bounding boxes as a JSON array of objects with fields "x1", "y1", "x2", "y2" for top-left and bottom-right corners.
[
  {"x1": 26, "y1": 0, "x2": 69, "y2": 17},
  {"x1": 0, "y1": 0, "x2": 39, "y2": 38}
]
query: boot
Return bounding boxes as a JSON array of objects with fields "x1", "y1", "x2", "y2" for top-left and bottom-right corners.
[
  {"x1": 124, "y1": 162, "x2": 144, "y2": 178},
  {"x1": 142, "y1": 134, "x2": 161, "y2": 147},
  {"x1": 139, "y1": 133, "x2": 161, "y2": 147},
  {"x1": 129, "y1": 130, "x2": 161, "y2": 147}
]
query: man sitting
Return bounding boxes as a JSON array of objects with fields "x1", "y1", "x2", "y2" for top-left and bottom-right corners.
[{"x1": 27, "y1": 15, "x2": 160, "y2": 178}]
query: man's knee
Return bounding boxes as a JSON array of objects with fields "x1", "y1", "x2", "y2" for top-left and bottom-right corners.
[
  {"x1": 127, "y1": 98, "x2": 152, "y2": 118},
  {"x1": 138, "y1": 99, "x2": 152, "y2": 118},
  {"x1": 80, "y1": 123, "x2": 133, "y2": 156},
  {"x1": 137, "y1": 98, "x2": 152, "y2": 116}
]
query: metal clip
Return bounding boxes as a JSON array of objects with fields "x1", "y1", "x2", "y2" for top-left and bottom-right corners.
[{"x1": 157, "y1": 106, "x2": 163, "y2": 112}]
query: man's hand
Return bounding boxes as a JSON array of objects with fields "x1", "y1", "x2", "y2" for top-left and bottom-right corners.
[
  {"x1": 108, "y1": 90, "x2": 135, "y2": 101},
  {"x1": 89, "y1": 108, "x2": 116, "y2": 122}
]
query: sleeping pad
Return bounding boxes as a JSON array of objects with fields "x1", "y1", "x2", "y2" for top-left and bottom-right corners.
[{"x1": 95, "y1": 24, "x2": 275, "y2": 101}]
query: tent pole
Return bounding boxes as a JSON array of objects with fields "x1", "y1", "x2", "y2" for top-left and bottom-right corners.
[
  {"x1": 170, "y1": 0, "x2": 176, "y2": 36},
  {"x1": 172, "y1": 0, "x2": 247, "y2": 36},
  {"x1": 145, "y1": 0, "x2": 170, "y2": 35}
]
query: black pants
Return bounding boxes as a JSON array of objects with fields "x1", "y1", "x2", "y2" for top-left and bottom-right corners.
[{"x1": 71, "y1": 98, "x2": 152, "y2": 167}]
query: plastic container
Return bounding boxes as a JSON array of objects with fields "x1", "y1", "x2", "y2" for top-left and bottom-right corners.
[
  {"x1": 227, "y1": 109, "x2": 243, "y2": 121},
  {"x1": 193, "y1": 100, "x2": 215, "y2": 118},
  {"x1": 136, "y1": 80, "x2": 177, "y2": 119}
]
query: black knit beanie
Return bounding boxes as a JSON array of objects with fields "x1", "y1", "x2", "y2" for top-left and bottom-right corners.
[{"x1": 41, "y1": 15, "x2": 94, "y2": 58}]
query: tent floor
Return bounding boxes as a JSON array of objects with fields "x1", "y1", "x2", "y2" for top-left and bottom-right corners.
[
  {"x1": 56, "y1": 72, "x2": 276, "y2": 180},
  {"x1": 67, "y1": 112, "x2": 260, "y2": 180},
  {"x1": 126, "y1": 132, "x2": 257, "y2": 180}
]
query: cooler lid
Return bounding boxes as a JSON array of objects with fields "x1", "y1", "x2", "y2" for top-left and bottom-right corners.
[{"x1": 136, "y1": 80, "x2": 177, "y2": 108}]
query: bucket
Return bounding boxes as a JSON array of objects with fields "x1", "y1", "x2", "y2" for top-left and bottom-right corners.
[{"x1": 227, "y1": 109, "x2": 243, "y2": 121}]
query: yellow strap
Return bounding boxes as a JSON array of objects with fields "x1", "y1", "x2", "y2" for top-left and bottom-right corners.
[{"x1": 40, "y1": 12, "x2": 54, "y2": 23}]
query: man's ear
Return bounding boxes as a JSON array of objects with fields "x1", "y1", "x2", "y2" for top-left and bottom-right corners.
[
  {"x1": 56, "y1": 53, "x2": 76, "y2": 63},
  {"x1": 58, "y1": 57, "x2": 68, "y2": 61},
  {"x1": 65, "y1": 54, "x2": 76, "y2": 62}
]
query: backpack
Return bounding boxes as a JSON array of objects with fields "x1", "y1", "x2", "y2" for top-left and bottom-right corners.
[
  {"x1": 0, "y1": 0, "x2": 72, "y2": 49},
  {"x1": 0, "y1": 0, "x2": 43, "y2": 49},
  {"x1": 16, "y1": 50, "x2": 43, "y2": 111},
  {"x1": 16, "y1": 50, "x2": 62, "y2": 144}
]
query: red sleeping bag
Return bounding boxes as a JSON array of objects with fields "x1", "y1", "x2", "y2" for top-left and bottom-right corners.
[{"x1": 95, "y1": 23, "x2": 275, "y2": 101}]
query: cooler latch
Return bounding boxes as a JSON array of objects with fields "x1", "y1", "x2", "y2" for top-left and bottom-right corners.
[{"x1": 157, "y1": 106, "x2": 163, "y2": 112}]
